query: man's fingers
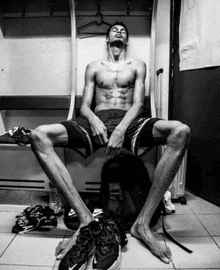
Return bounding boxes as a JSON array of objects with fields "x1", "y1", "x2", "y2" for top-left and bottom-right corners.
[
  {"x1": 94, "y1": 134, "x2": 108, "y2": 145},
  {"x1": 102, "y1": 132, "x2": 109, "y2": 144},
  {"x1": 106, "y1": 146, "x2": 120, "y2": 156}
]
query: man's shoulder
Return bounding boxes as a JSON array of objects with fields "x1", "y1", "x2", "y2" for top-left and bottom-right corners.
[
  {"x1": 88, "y1": 60, "x2": 103, "y2": 67},
  {"x1": 128, "y1": 59, "x2": 146, "y2": 73},
  {"x1": 86, "y1": 60, "x2": 102, "y2": 71},
  {"x1": 130, "y1": 58, "x2": 146, "y2": 66}
]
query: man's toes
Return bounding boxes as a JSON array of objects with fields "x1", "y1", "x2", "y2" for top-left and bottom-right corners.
[
  {"x1": 56, "y1": 247, "x2": 68, "y2": 260},
  {"x1": 165, "y1": 246, "x2": 172, "y2": 259},
  {"x1": 55, "y1": 240, "x2": 69, "y2": 258},
  {"x1": 55, "y1": 240, "x2": 64, "y2": 256},
  {"x1": 161, "y1": 256, "x2": 171, "y2": 264},
  {"x1": 56, "y1": 242, "x2": 72, "y2": 260},
  {"x1": 161, "y1": 247, "x2": 172, "y2": 264},
  {"x1": 56, "y1": 253, "x2": 65, "y2": 260}
]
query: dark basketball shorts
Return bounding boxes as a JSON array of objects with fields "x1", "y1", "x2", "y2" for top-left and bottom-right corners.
[{"x1": 60, "y1": 109, "x2": 161, "y2": 157}]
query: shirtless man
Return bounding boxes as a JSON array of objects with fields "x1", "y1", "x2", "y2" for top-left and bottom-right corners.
[{"x1": 30, "y1": 22, "x2": 190, "y2": 264}]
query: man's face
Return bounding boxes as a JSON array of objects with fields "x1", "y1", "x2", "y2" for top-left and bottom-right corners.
[{"x1": 106, "y1": 25, "x2": 128, "y2": 45}]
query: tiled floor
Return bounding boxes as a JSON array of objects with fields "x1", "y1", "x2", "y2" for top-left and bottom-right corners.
[{"x1": 0, "y1": 192, "x2": 220, "y2": 270}]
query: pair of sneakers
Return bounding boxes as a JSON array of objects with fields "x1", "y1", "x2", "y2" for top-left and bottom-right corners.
[
  {"x1": 64, "y1": 207, "x2": 104, "y2": 231},
  {"x1": 58, "y1": 218, "x2": 127, "y2": 270}
]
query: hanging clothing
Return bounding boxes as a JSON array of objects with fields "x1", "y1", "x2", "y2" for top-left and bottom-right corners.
[{"x1": 179, "y1": 0, "x2": 220, "y2": 70}]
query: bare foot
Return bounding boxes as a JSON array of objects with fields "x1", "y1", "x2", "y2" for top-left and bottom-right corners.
[
  {"x1": 55, "y1": 227, "x2": 80, "y2": 260},
  {"x1": 130, "y1": 223, "x2": 172, "y2": 264}
]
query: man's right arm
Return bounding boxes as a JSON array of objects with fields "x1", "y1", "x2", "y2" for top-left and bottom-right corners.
[{"x1": 80, "y1": 62, "x2": 108, "y2": 145}]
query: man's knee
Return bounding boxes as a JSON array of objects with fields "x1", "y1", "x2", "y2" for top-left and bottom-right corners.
[
  {"x1": 168, "y1": 122, "x2": 191, "y2": 149},
  {"x1": 30, "y1": 125, "x2": 51, "y2": 147}
]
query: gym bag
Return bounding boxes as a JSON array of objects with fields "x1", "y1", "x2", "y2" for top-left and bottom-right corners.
[
  {"x1": 101, "y1": 153, "x2": 164, "y2": 231},
  {"x1": 101, "y1": 152, "x2": 193, "y2": 254}
]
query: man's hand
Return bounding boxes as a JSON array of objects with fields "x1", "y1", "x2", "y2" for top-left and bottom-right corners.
[
  {"x1": 90, "y1": 118, "x2": 108, "y2": 145},
  {"x1": 106, "y1": 128, "x2": 125, "y2": 156}
]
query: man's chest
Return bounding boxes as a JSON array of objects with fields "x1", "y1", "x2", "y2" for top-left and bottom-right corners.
[{"x1": 96, "y1": 62, "x2": 136, "y2": 88}]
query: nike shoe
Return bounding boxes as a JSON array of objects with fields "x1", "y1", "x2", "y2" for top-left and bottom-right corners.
[
  {"x1": 64, "y1": 207, "x2": 104, "y2": 231},
  {"x1": 63, "y1": 208, "x2": 80, "y2": 231},
  {"x1": 12, "y1": 215, "x2": 41, "y2": 234},
  {"x1": 12, "y1": 205, "x2": 57, "y2": 234},
  {"x1": 8, "y1": 126, "x2": 32, "y2": 145},
  {"x1": 58, "y1": 220, "x2": 101, "y2": 270},
  {"x1": 92, "y1": 219, "x2": 123, "y2": 270}
]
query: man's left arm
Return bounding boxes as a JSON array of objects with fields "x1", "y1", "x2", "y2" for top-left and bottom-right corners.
[{"x1": 106, "y1": 60, "x2": 146, "y2": 155}]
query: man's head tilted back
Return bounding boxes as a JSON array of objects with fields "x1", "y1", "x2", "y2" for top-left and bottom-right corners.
[{"x1": 106, "y1": 22, "x2": 129, "y2": 47}]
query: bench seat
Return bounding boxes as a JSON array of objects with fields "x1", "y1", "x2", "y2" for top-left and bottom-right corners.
[
  {"x1": 0, "y1": 95, "x2": 71, "y2": 145},
  {"x1": 0, "y1": 95, "x2": 151, "y2": 145}
]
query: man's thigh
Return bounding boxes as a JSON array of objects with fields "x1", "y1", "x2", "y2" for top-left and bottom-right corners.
[
  {"x1": 60, "y1": 120, "x2": 95, "y2": 156},
  {"x1": 125, "y1": 117, "x2": 161, "y2": 155},
  {"x1": 41, "y1": 123, "x2": 69, "y2": 145}
]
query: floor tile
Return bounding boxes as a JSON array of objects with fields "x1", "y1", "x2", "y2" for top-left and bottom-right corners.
[
  {"x1": 213, "y1": 236, "x2": 220, "y2": 248},
  {"x1": 0, "y1": 266, "x2": 52, "y2": 270},
  {"x1": 197, "y1": 214, "x2": 220, "y2": 236},
  {"x1": 164, "y1": 214, "x2": 209, "y2": 237},
  {"x1": 186, "y1": 192, "x2": 220, "y2": 214},
  {"x1": 173, "y1": 203, "x2": 194, "y2": 215},
  {"x1": 0, "y1": 193, "x2": 220, "y2": 270},
  {"x1": 0, "y1": 233, "x2": 15, "y2": 256},
  {"x1": 167, "y1": 236, "x2": 220, "y2": 268},
  {"x1": 0, "y1": 212, "x2": 18, "y2": 233},
  {"x1": 121, "y1": 234, "x2": 173, "y2": 269},
  {"x1": 0, "y1": 204, "x2": 28, "y2": 212},
  {"x1": 0, "y1": 234, "x2": 62, "y2": 267}
]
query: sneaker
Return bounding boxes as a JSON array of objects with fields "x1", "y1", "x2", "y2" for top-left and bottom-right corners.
[
  {"x1": 8, "y1": 126, "x2": 32, "y2": 145},
  {"x1": 92, "y1": 219, "x2": 123, "y2": 270},
  {"x1": 64, "y1": 208, "x2": 104, "y2": 231},
  {"x1": 12, "y1": 205, "x2": 57, "y2": 234},
  {"x1": 12, "y1": 215, "x2": 41, "y2": 234},
  {"x1": 63, "y1": 208, "x2": 79, "y2": 231},
  {"x1": 58, "y1": 220, "x2": 101, "y2": 270}
]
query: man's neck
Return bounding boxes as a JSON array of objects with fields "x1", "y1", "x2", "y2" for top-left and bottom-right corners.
[{"x1": 107, "y1": 41, "x2": 127, "y2": 62}]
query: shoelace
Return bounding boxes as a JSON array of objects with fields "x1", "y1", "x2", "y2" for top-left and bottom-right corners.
[
  {"x1": 99, "y1": 236, "x2": 112, "y2": 254},
  {"x1": 97, "y1": 224, "x2": 119, "y2": 255}
]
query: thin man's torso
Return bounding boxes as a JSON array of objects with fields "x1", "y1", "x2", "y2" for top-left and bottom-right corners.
[{"x1": 93, "y1": 60, "x2": 137, "y2": 112}]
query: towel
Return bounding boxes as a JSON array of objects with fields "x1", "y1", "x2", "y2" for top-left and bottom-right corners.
[{"x1": 179, "y1": 0, "x2": 220, "y2": 70}]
